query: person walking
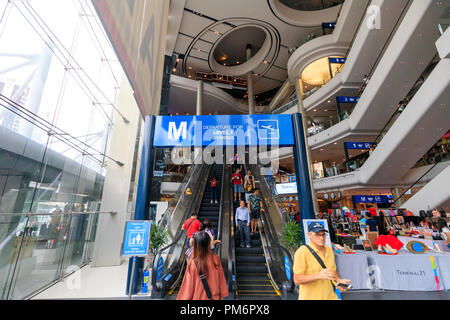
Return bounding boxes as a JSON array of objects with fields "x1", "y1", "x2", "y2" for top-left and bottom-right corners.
[
  {"x1": 437, "y1": 218, "x2": 450, "y2": 248},
  {"x1": 182, "y1": 212, "x2": 201, "y2": 249},
  {"x1": 235, "y1": 200, "x2": 251, "y2": 248},
  {"x1": 231, "y1": 168, "x2": 244, "y2": 202},
  {"x1": 210, "y1": 175, "x2": 219, "y2": 203},
  {"x1": 201, "y1": 219, "x2": 221, "y2": 250},
  {"x1": 248, "y1": 188, "x2": 264, "y2": 235},
  {"x1": 244, "y1": 170, "x2": 256, "y2": 203},
  {"x1": 177, "y1": 231, "x2": 229, "y2": 300},
  {"x1": 293, "y1": 222, "x2": 351, "y2": 300}
]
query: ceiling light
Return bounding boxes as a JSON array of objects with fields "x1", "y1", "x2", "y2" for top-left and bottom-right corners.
[
  {"x1": 233, "y1": 79, "x2": 237, "y2": 82},
  {"x1": 328, "y1": 100, "x2": 331, "y2": 103},
  {"x1": 173, "y1": 68, "x2": 176, "y2": 72},
  {"x1": 188, "y1": 75, "x2": 192, "y2": 78},
  {"x1": 188, "y1": 66, "x2": 192, "y2": 70},
  {"x1": 313, "y1": 109, "x2": 317, "y2": 112},
  {"x1": 204, "y1": 75, "x2": 207, "y2": 77},
  {"x1": 324, "y1": 109, "x2": 328, "y2": 112},
  {"x1": 334, "y1": 142, "x2": 337, "y2": 145},
  {"x1": 176, "y1": 58, "x2": 180, "y2": 62},
  {"x1": 263, "y1": 60, "x2": 268, "y2": 64}
]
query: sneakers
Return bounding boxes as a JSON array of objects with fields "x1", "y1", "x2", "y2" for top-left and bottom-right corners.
[
  {"x1": 246, "y1": 244, "x2": 251, "y2": 248},
  {"x1": 210, "y1": 200, "x2": 213, "y2": 203},
  {"x1": 240, "y1": 244, "x2": 245, "y2": 248},
  {"x1": 215, "y1": 200, "x2": 218, "y2": 203}
]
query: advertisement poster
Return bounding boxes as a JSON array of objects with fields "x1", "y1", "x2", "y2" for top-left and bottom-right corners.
[{"x1": 313, "y1": 162, "x2": 324, "y2": 179}]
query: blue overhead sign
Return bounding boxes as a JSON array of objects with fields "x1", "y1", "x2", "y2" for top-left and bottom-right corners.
[
  {"x1": 322, "y1": 22, "x2": 336, "y2": 29},
  {"x1": 337, "y1": 96, "x2": 359, "y2": 103},
  {"x1": 329, "y1": 57, "x2": 346, "y2": 64},
  {"x1": 345, "y1": 142, "x2": 377, "y2": 150},
  {"x1": 122, "y1": 221, "x2": 151, "y2": 257},
  {"x1": 353, "y1": 195, "x2": 389, "y2": 203},
  {"x1": 153, "y1": 114, "x2": 295, "y2": 147}
]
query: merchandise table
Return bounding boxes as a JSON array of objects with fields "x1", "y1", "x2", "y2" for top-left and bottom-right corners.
[{"x1": 335, "y1": 252, "x2": 371, "y2": 290}]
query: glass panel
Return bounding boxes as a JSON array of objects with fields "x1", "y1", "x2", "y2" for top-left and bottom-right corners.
[{"x1": 8, "y1": 213, "x2": 70, "y2": 300}]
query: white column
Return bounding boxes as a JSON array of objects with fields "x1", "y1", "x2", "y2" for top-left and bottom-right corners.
[
  {"x1": 91, "y1": 74, "x2": 141, "y2": 267},
  {"x1": 196, "y1": 80, "x2": 203, "y2": 116},
  {"x1": 247, "y1": 44, "x2": 255, "y2": 115},
  {"x1": 294, "y1": 76, "x2": 319, "y2": 214}
]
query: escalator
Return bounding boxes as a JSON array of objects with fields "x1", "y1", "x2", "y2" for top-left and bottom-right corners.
[
  {"x1": 166, "y1": 164, "x2": 223, "y2": 299},
  {"x1": 150, "y1": 163, "x2": 226, "y2": 299},
  {"x1": 234, "y1": 218, "x2": 281, "y2": 299},
  {"x1": 229, "y1": 163, "x2": 295, "y2": 300}
]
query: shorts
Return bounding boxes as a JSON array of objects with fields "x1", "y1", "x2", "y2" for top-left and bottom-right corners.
[
  {"x1": 234, "y1": 184, "x2": 244, "y2": 193},
  {"x1": 250, "y1": 209, "x2": 260, "y2": 219}
]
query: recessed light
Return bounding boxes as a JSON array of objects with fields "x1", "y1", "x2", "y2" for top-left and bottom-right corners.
[
  {"x1": 334, "y1": 142, "x2": 337, "y2": 145},
  {"x1": 328, "y1": 100, "x2": 331, "y2": 103},
  {"x1": 188, "y1": 66, "x2": 192, "y2": 70},
  {"x1": 172, "y1": 68, "x2": 176, "y2": 72},
  {"x1": 324, "y1": 109, "x2": 328, "y2": 112},
  {"x1": 263, "y1": 60, "x2": 268, "y2": 64},
  {"x1": 176, "y1": 58, "x2": 180, "y2": 62},
  {"x1": 313, "y1": 109, "x2": 317, "y2": 112}
]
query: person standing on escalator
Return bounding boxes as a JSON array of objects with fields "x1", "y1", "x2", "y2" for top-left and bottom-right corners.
[
  {"x1": 210, "y1": 175, "x2": 218, "y2": 203},
  {"x1": 248, "y1": 188, "x2": 264, "y2": 236},
  {"x1": 235, "y1": 200, "x2": 251, "y2": 248},
  {"x1": 244, "y1": 170, "x2": 255, "y2": 203}
]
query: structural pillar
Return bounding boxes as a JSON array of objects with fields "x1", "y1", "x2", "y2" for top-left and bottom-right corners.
[
  {"x1": 246, "y1": 44, "x2": 254, "y2": 115},
  {"x1": 194, "y1": 80, "x2": 203, "y2": 163},
  {"x1": 294, "y1": 76, "x2": 319, "y2": 214},
  {"x1": 196, "y1": 80, "x2": 203, "y2": 116}
]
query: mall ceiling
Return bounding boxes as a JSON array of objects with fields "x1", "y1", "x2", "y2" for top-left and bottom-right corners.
[{"x1": 167, "y1": 0, "x2": 342, "y2": 106}]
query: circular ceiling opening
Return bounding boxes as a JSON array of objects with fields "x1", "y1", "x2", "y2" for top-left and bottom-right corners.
[
  {"x1": 278, "y1": 0, "x2": 344, "y2": 11},
  {"x1": 301, "y1": 56, "x2": 343, "y2": 85},
  {"x1": 213, "y1": 26, "x2": 266, "y2": 67}
]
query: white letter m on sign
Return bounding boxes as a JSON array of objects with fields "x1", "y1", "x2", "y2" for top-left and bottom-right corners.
[{"x1": 168, "y1": 122, "x2": 187, "y2": 140}]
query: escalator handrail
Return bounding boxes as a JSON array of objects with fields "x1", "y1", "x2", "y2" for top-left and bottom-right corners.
[
  {"x1": 247, "y1": 164, "x2": 295, "y2": 291},
  {"x1": 259, "y1": 190, "x2": 295, "y2": 291},
  {"x1": 151, "y1": 165, "x2": 210, "y2": 292},
  {"x1": 393, "y1": 159, "x2": 444, "y2": 205},
  {"x1": 228, "y1": 168, "x2": 237, "y2": 298},
  {"x1": 216, "y1": 164, "x2": 225, "y2": 255}
]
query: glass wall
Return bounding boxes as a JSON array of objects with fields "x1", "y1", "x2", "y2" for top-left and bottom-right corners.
[{"x1": 0, "y1": 0, "x2": 126, "y2": 299}]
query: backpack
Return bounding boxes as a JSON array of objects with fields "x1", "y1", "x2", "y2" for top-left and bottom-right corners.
[{"x1": 211, "y1": 178, "x2": 217, "y2": 188}]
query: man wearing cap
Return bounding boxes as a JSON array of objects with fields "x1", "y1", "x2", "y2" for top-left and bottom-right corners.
[{"x1": 293, "y1": 222, "x2": 350, "y2": 300}]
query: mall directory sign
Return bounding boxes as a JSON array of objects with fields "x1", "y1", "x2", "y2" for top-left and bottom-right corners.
[
  {"x1": 153, "y1": 114, "x2": 295, "y2": 147},
  {"x1": 122, "y1": 220, "x2": 151, "y2": 257}
]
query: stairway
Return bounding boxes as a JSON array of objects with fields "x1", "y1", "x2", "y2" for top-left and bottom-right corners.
[{"x1": 233, "y1": 205, "x2": 281, "y2": 299}]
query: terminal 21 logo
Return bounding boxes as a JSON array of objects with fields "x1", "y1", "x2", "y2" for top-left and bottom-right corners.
[{"x1": 257, "y1": 119, "x2": 279, "y2": 140}]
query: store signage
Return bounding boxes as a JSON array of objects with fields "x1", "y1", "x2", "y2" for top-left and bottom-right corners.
[
  {"x1": 352, "y1": 195, "x2": 389, "y2": 203},
  {"x1": 337, "y1": 96, "x2": 359, "y2": 103},
  {"x1": 344, "y1": 142, "x2": 377, "y2": 150},
  {"x1": 276, "y1": 182, "x2": 298, "y2": 195},
  {"x1": 329, "y1": 57, "x2": 346, "y2": 64},
  {"x1": 322, "y1": 22, "x2": 336, "y2": 29},
  {"x1": 153, "y1": 114, "x2": 295, "y2": 147},
  {"x1": 122, "y1": 221, "x2": 151, "y2": 257},
  {"x1": 156, "y1": 257, "x2": 164, "y2": 281},
  {"x1": 289, "y1": 175, "x2": 296, "y2": 183},
  {"x1": 284, "y1": 256, "x2": 291, "y2": 281},
  {"x1": 154, "y1": 170, "x2": 164, "y2": 177},
  {"x1": 303, "y1": 219, "x2": 332, "y2": 247}
]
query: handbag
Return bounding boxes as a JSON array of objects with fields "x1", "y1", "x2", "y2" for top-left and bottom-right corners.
[
  {"x1": 194, "y1": 259, "x2": 214, "y2": 300},
  {"x1": 304, "y1": 245, "x2": 336, "y2": 291}
]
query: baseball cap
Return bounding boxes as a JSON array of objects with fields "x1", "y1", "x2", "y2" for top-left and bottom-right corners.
[{"x1": 308, "y1": 222, "x2": 328, "y2": 233}]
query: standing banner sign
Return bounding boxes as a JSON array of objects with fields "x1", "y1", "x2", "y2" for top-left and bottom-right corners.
[
  {"x1": 302, "y1": 219, "x2": 332, "y2": 247},
  {"x1": 122, "y1": 220, "x2": 151, "y2": 257}
]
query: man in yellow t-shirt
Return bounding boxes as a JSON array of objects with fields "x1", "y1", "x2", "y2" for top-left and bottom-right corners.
[{"x1": 293, "y1": 222, "x2": 350, "y2": 300}]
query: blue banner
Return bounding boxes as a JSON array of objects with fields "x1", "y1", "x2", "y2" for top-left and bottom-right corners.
[
  {"x1": 153, "y1": 114, "x2": 295, "y2": 147},
  {"x1": 337, "y1": 96, "x2": 359, "y2": 103},
  {"x1": 284, "y1": 256, "x2": 291, "y2": 281},
  {"x1": 353, "y1": 195, "x2": 389, "y2": 203},
  {"x1": 122, "y1": 221, "x2": 151, "y2": 256},
  {"x1": 329, "y1": 57, "x2": 346, "y2": 64},
  {"x1": 322, "y1": 22, "x2": 336, "y2": 29},
  {"x1": 345, "y1": 142, "x2": 377, "y2": 150}
]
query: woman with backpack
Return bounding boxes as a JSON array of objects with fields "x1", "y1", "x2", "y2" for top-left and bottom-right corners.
[
  {"x1": 210, "y1": 175, "x2": 218, "y2": 203},
  {"x1": 244, "y1": 170, "x2": 255, "y2": 203},
  {"x1": 177, "y1": 231, "x2": 229, "y2": 300}
]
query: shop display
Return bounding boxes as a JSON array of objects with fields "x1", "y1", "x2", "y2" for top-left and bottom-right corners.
[
  {"x1": 362, "y1": 240, "x2": 373, "y2": 251},
  {"x1": 406, "y1": 241, "x2": 428, "y2": 254}
]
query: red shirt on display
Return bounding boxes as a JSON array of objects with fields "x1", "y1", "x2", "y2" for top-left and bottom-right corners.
[{"x1": 368, "y1": 208, "x2": 377, "y2": 216}]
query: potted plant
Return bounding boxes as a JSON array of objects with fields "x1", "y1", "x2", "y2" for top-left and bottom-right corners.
[
  {"x1": 281, "y1": 221, "x2": 303, "y2": 257},
  {"x1": 149, "y1": 222, "x2": 169, "y2": 266}
]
